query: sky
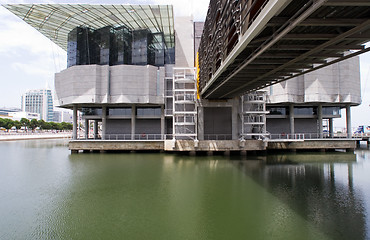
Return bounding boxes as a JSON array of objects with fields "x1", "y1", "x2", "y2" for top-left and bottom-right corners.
[{"x1": 0, "y1": 0, "x2": 369, "y2": 129}]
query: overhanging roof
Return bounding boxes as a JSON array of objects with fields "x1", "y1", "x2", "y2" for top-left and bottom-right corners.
[{"x1": 3, "y1": 4, "x2": 175, "y2": 51}]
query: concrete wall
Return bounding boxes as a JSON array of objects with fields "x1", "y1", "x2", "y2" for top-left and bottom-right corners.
[
  {"x1": 267, "y1": 118, "x2": 317, "y2": 134},
  {"x1": 266, "y1": 56, "x2": 361, "y2": 105},
  {"x1": 136, "y1": 119, "x2": 161, "y2": 134},
  {"x1": 175, "y1": 16, "x2": 194, "y2": 67},
  {"x1": 204, "y1": 107, "x2": 232, "y2": 135},
  {"x1": 164, "y1": 140, "x2": 266, "y2": 151},
  {"x1": 55, "y1": 64, "x2": 165, "y2": 107},
  {"x1": 106, "y1": 119, "x2": 131, "y2": 134},
  {"x1": 194, "y1": 22, "x2": 204, "y2": 60}
]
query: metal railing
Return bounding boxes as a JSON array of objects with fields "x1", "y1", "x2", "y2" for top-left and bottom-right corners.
[
  {"x1": 204, "y1": 134, "x2": 233, "y2": 140},
  {"x1": 78, "y1": 134, "x2": 174, "y2": 141},
  {"x1": 268, "y1": 132, "x2": 352, "y2": 140}
]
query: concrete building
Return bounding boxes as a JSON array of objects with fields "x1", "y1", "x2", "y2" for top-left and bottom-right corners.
[
  {"x1": 4, "y1": 4, "x2": 364, "y2": 145},
  {"x1": 21, "y1": 89, "x2": 54, "y2": 122},
  {"x1": 8, "y1": 112, "x2": 40, "y2": 121},
  {"x1": 53, "y1": 110, "x2": 73, "y2": 123},
  {"x1": 265, "y1": 54, "x2": 361, "y2": 138},
  {"x1": 0, "y1": 108, "x2": 40, "y2": 121}
]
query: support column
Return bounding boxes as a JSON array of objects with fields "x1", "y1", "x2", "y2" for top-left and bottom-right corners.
[
  {"x1": 72, "y1": 105, "x2": 78, "y2": 140},
  {"x1": 232, "y1": 97, "x2": 239, "y2": 140},
  {"x1": 94, "y1": 120, "x2": 98, "y2": 139},
  {"x1": 289, "y1": 104, "x2": 295, "y2": 135},
  {"x1": 197, "y1": 104, "x2": 204, "y2": 140},
  {"x1": 84, "y1": 119, "x2": 89, "y2": 139},
  {"x1": 161, "y1": 105, "x2": 165, "y2": 140},
  {"x1": 102, "y1": 106, "x2": 107, "y2": 140},
  {"x1": 329, "y1": 118, "x2": 334, "y2": 138},
  {"x1": 318, "y1": 104, "x2": 323, "y2": 138},
  {"x1": 131, "y1": 105, "x2": 136, "y2": 140},
  {"x1": 346, "y1": 105, "x2": 352, "y2": 138}
]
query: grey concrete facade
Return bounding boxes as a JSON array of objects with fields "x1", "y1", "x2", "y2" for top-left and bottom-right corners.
[
  {"x1": 55, "y1": 64, "x2": 165, "y2": 106},
  {"x1": 265, "y1": 56, "x2": 361, "y2": 136}
]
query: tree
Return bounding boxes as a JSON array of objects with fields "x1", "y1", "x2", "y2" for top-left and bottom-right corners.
[
  {"x1": 3, "y1": 119, "x2": 14, "y2": 129},
  {"x1": 0, "y1": 118, "x2": 5, "y2": 128},
  {"x1": 20, "y1": 118, "x2": 30, "y2": 129},
  {"x1": 30, "y1": 119, "x2": 38, "y2": 130},
  {"x1": 37, "y1": 119, "x2": 46, "y2": 129},
  {"x1": 13, "y1": 121, "x2": 22, "y2": 130}
]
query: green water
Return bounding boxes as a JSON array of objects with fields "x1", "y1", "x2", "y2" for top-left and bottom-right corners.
[{"x1": 0, "y1": 140, "x2": 369, "y2": 239}]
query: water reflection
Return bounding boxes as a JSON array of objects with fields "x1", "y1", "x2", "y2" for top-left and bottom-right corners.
[
  {"x1": 234, "y1": 152, "x2": 367, "y2": 240},
  {"x1": 1, "y1": 139, "x2": 369, "y2": 239}
]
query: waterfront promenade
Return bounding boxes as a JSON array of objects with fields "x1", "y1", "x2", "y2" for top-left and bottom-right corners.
[{"x1": 0, "y1": 131, "x2": 72, "y2": 141}]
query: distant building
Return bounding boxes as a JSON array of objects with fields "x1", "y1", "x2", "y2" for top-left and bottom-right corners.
[
  {"x1": 0, "y1": 108, "x2": 21, "y2": 118},
  {"x1": 21, "y1": 89, "x2": 54, "y2": 122},
  {"x1": 0, "y1": 108, "x2": 39, "y2": 121},
  {"x1": 9, "y1": 112, "x2": 40, "y2": 121},
  {"x1": 53, "y1": 110, "x2": 73, "y2": 123}
]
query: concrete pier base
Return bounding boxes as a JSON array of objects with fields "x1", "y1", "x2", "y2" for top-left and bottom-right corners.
[{"x1": 69, "y1": 139, "x2": 359, "y2": 154}]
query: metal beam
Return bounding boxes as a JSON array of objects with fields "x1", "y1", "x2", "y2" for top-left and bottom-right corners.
[
  {"x1": 324, "y1": 0, "x2": 370, "y2": 6},
  {"x1": 224, "y1": 20, "x2": 370, "y2": 98},
  {"x1": 268, "y1": 17, "x2": 368, "y2": 26},
  {"x1": 200, "y1": 0, "x2": 293, "y2": 96},
  {"x1": 203, "y1": 0, "x2": 329, "y2": 98}
]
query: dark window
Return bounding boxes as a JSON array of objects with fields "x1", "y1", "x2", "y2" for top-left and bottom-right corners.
[
  {"x1": 81, "y1": 108, "x2": 102, "y2": 116},
  {"x1": 294, "y1": 107, "x2": 314, "y2": 115},
  {"x1": 137, "y1": 107, "x2": 161, "y2": 116},
  {"x1": 109, "y1": 108, "x2": 131, "y2": 116},
  {"x1": 267, "y1": 107, "x2": 286, "y2": 115}
]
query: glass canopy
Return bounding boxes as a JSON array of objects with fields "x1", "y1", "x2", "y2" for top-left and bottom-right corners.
[{"x1": 3, "y1": 4, "x2": 175, "y2": 51}]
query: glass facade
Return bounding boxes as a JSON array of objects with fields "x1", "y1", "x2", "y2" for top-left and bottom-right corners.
[
  {"x1": 67, "y1": 25, "x2": 171, "y2": 68},
  {"x1": 323, "y1": 107, "x2": 341, "y2": 116},
  {"x1": 137, "y1": 107, "x2": 161, "y2": 116},
  {"x1": 294, "y1": 107, "x2": 315, "y2": 115},
  {"x1": 109, "y1": 108, "x2": 132, "y2": 116},
  {"x1": 267, "y1": 107, "x2": 286, "y2": 115},
  {"x1": 81, "y1": 108, "x2": 103, "y2": 116}
]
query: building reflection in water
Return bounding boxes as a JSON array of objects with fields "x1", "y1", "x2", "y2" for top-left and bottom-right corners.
[{"x1": 233, "y1": 152, "x2": 367, "y2": 240}]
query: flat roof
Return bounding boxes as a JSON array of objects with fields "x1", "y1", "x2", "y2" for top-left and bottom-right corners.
[{"x1": 3, "y1": 4, "x2": 175, "y2": 51}]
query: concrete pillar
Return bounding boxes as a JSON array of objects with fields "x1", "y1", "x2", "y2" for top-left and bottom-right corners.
[
  {"x1": 94, "y1": 120, "x2": 98, "y2": 139},
  {"x1": 161, "y1": 105, "x2": 165, "y2": 140},
  {"x1": 232, "y1": 97, "x2": 239, "y2": 140},
  {"x1": 73, "y1": 105, "x2": 78, "y2": 140},
  {"x1": 346, "y1": 105, "x2": 352, "y2": 138},
  {"x1": 102, "y1": 106, "x2": 107, "y2": 140},
  {"x1": 197, "y1": 104, "x2": 204, "y2": 140},
  {"x1": 329, "y1": 118, "x2": 334, "y2": 138},
  {"x1": 84, "y1": 119, "x2": 89, "y2": 139},
  {"x1": 289, "y1": 104, "x2": 295, "y2": 135},
  {"x1": 131, "y1": 105, "x2": 136, "y2": 140},
  {"x1": 318, "y1": 104, "x2": 323, "y2": 138}
]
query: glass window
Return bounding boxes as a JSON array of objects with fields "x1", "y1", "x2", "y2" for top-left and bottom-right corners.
[
  {"x1": 136, "y1": 107, "x2": 161, "y2": 116},
  {"x1": 81, "y1": 108, "x2": 102, "y2": 116},
  {"x1": 109, "y1": 108, "x2": 131, "y2": 116},
  {"x1": 294, "y1": 107, "x2": 314, "y2": 115},
  {"x1": 267, "y1": 107, "x2": 286, "y2": 115},
  {"x1": 323, "y1": 107, "x2": 341, "y2": 116}
]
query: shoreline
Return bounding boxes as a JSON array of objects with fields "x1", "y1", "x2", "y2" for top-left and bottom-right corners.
[{"x1": 0, "y1": 133, "x2": 72, "y2": 141}]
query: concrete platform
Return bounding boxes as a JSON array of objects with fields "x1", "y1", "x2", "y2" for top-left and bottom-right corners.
[
  {"x1": 69, "y1": 139, "x2": 358, "y2": 153},
  {"x1": 164, "y1": 140, "x2": 266, "y2": 152},
  {"x1": 267, "y1": 139, "x2": 357, "y2": 151},
  {"x1": 69, "y1": 140, "x2": 164, "y2": 152}
]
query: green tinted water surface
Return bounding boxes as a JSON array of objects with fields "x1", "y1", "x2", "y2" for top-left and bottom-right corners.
[{"x1": 0, "y1": 140, "x2": 369, "y2": 239}]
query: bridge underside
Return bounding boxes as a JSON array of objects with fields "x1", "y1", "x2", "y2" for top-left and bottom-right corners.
[{"x1": 199, "y1": 0, "x2": 370, "y2": 99}]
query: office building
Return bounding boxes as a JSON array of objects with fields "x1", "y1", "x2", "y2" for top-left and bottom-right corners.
[{"x1": 21, "y1": 89, "x2": 54, "y2": 122}]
